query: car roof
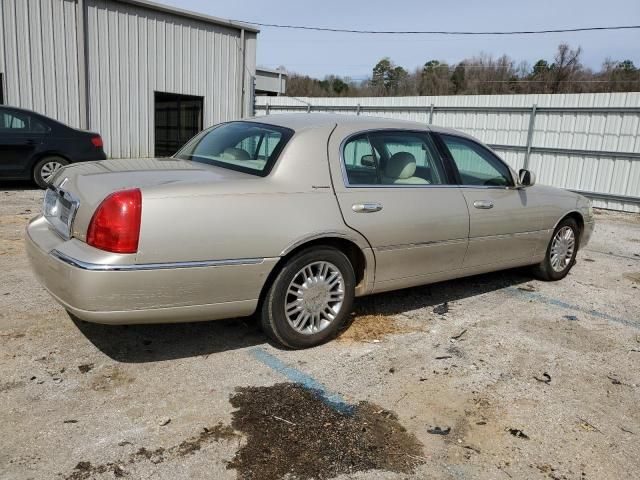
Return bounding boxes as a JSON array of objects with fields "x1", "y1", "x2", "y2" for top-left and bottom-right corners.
[{"x1": 245, "y1": 113, "x2": 475, "y2": 139}]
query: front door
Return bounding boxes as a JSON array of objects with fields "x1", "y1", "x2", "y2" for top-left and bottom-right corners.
[
  {"x1": 435, "y1": 133, "x2": 542, "y2": 267},
  {"x1": 329, "y1": 127, "x2": 470, "y2": 292}
]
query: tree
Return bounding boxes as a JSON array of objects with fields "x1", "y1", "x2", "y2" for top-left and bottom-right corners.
[
  {"x1": 371, "y1": 58, "x2": 408, "y2": 93},
  {"x1": 549, "y1": 43, "x2": 582, "y2": 93},
  {"x1": 451, "y1": 63, "x2": 466, "y2": 94},
  {"x1": 420, "y1": 60, "x2": 450, "y2": 95}
]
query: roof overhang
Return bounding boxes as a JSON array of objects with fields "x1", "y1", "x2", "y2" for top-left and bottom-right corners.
[{"x1": 113, "y1": 0, "x2": 260, "y2": 33}]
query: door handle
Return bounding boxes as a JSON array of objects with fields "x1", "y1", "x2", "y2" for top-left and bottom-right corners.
[
  {"x1": 352, "y1": 202, "x2": 383, "y2": 213},
  {"x1": 473, "y1": 200, "x2": 494, "y2": 209}
]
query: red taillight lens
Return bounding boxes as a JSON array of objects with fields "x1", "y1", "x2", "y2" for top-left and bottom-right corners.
[
  {"x1": 91, "y1": 135, "x2": 103, "y2": 148},
  {"x1": 87, "y1": 189, "x2": 142, "y2": 253}
]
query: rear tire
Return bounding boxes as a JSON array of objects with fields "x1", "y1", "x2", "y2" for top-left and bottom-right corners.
[
  {"x1": 33, "y1": 156, "x2": 69, "y2": 189},
  {"x1": 260, "y1": 247, "x2": 355, "y2": 349},
  {"x1": 532, "y1": 218, "x2": 579, "y2": 281}
]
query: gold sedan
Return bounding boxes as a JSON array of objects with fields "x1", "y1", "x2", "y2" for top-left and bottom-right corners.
[{"x1": 26, "y1": 114, "x2": 594, "y2": 348}]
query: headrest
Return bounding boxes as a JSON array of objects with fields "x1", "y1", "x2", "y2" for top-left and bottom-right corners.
[
  {"x1": 385, "y1": 152, "x2": 416, "y2": 179},
  {"x1": 221, "y1": 147, "x2": 251, "y2": 161}
]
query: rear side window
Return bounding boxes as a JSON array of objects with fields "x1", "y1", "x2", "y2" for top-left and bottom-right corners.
[
  {"x1": 176, "y1": 121, "x2": 294, "y2": 176},
  {"x1": 440, "y1": 134, "x2": 513, "y2": 187},
  {"x1": 0, "y1": 110, "x2": 49, "y2": 133},
  {"x1": 342, "y1": 130, "x2": 448, "y2": 186}
]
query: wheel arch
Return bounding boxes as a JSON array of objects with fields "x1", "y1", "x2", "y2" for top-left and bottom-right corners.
[
  {"x1": 258, "y1": 234, "x2": 373, "y2": 310},
  {"x1": 30, "y1": 152, "x2": 71, "y2": 175},
  {"x1": 553, "y1": 210, "x2": 585, "y2": 247}
]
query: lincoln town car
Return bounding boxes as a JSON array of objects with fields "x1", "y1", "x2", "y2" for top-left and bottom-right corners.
[{"x1": 26, "y1": 114, "x2": 594, "y2": 348}]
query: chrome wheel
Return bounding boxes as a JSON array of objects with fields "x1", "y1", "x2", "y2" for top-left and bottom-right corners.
[
  {"x1": 550, "y1": 226, "x2": 576, "y2": 272},
  {"x1": 40, "y1": 161, "x2": 64, "y2": 183},
  {"x1": 285, "y1": 261, "x2": 345, "y2": 335}
]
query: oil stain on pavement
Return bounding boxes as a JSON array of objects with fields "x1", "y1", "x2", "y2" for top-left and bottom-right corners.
[{"x1": 227, "y1": 382, "x2": 425, "y2": 479}]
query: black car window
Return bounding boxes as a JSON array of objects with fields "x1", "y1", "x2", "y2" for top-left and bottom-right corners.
[{"x1": 0, "y1": 110, "x2": 49, "y2": 133}]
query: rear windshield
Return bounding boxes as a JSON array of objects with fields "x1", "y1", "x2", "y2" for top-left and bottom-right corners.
[{"x1": 175, "y1": 121, "x2": 294, "y2": 176}]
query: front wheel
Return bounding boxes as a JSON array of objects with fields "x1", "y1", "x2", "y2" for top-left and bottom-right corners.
[
  {"x1": 260, "y1": 247, "x2": 355, "y2": 349},
  {"x1": 33, "y1": 156, "x2": 69, "y2": 189},
  {"x1": 532, "y1": 218, "x2": 579, "y2": 281}
]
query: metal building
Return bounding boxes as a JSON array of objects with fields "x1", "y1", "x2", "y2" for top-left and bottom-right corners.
[
  {"x1": 0, "y1": 0, "x2": 258, "y2": 158},
  {"x1": 255, "y1": 67, "x2": 287, "y2": 96}
]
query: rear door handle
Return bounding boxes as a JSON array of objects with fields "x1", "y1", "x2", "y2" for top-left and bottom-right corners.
[
  {"x1": 473, "y1": 200, "x2": 494, "y2": 209},
  {"x1": 352, "y1": 202, "x2": 383, "y2": 213}
]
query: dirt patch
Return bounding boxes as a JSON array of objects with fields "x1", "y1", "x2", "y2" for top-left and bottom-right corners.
[
  {"x1": 228, "y1": 382, "x2": 425, "y2": 480},
  {"x1": 90, "y1": 366, "x2": 135, "y2": 391},
  {"x1": 624, "y1": 272, "x2": 640, "y2": 284},
  {"x1": 64, "y1": 423, "x2": 237, "y2": 479},
  {"x1": 338, "y1": 313, "x2": 419, "y2": 342}
]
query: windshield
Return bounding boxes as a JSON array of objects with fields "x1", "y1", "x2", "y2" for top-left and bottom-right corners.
[{"x1": 175, "y1": 121, "x2": 294, "y2": 176}]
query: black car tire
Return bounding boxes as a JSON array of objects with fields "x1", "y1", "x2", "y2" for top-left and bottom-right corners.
[
  {"x1": 532, "y1": 218, "x2": 580, "y2": 281},
  {"x1": 33, "y1": 156, "x2": 69, "y2": 189},
  {"x1": 260, "y1": 247, "x2": 355, "y2": 349}
]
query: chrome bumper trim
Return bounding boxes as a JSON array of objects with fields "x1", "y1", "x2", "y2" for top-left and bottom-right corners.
[{"x1": 50, "y1": 249, "x2": 265, "y2": 271}]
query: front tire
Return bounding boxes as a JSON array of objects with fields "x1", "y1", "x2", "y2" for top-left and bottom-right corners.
[
  {"x1": 33, "y1": 156, "x2": 69, "y2": 189},
  {"x1": 532, "y1": 218, "x2": 579, "y2": 281},
  {"x1": 260, "y1": 247, "x2": 355, "y2": 349}
]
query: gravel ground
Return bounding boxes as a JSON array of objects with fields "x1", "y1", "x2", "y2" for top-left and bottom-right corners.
[{"x1": 1, "y1": 186, "x2": 639, "y2": 480}]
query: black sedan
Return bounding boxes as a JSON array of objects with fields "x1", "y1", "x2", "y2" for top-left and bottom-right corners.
[{"x1": 0, "y1": 106, "x2": 106, "y2": 188}]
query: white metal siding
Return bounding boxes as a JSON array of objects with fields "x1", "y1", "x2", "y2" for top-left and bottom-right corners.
[
  {"x1": 0, "y1": 0, "x2": 82, "y2": 126},
  {"x1": 85, "y1": 0, "x2": 255, "y2": 158},
  {"x1": 256, "y1": 93, "x2": 640, "y2": 213}
]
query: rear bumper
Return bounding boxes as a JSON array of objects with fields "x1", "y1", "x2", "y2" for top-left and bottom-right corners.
[{"x1": 26, "y1": 216, "x2": 277, "y2": 324}]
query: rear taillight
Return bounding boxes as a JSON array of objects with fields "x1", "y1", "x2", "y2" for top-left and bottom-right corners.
[
  {"x1": 91, "y1": 135, "x2": 103, "y2": 148},
  {"x1": 87, "y1": 189, "x2": 142, "y2": 254}
]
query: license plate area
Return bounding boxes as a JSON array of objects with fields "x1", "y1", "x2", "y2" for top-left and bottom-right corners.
[{"x1": 43, "y1": 186, "x2": 79, "y2": 240}]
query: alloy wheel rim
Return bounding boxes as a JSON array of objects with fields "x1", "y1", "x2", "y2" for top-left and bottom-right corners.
[
  {"x1": 285, "y1": 261, "x2": 345, "y2": 335},
  {"x1": 41, "y1": 161, "x2": 63, "y2": 183},
  {"x1": 550, "y1": 226, "x2": 575, "y2": 272}
]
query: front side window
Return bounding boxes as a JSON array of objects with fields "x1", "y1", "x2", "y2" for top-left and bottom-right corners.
[
  {"x1": 440, "y1": 134, "x2": 513, "y2": 187},
  {"x1": 175, "y1": 121, "x2": 294, "y2": 176},
  {"x1": 342, "y1": 130, "x2": 448, "y2": 186}
]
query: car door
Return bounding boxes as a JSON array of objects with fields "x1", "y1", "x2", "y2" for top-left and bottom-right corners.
[
  {"x1": 329, "y1": 126, "x2": 470, "y2": 292},
  {"x1": 434, "y1": 132, "x2": 542, "y2": 268},
  {"x1": 0, "y1": 109, "x2": 47, "y2": 176}
]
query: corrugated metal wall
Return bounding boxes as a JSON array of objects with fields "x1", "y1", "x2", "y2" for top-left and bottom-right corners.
[
  {"x1": 255, "y1": 93, "x2": 640, "y2": 213},
  {"x1": 1, "y1": 0, "x2": 256, "y2": 159},
  {"x1": 0, "y1": 0, "x2": 82, "y2": 127},
  {"x1": 86, "y1": 0, "x2": 256, "y2": 158}
]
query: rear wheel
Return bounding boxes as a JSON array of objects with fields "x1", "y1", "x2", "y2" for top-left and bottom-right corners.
[
  {"x1": 33, "y1": 156, "x2": 69, "y2": 188},
  {"x1": 260, "y1": 247, "x2": 355, "y2": 349},
  {"x1": 532, "y1": 218, "x2": 579, "y2": 281}
]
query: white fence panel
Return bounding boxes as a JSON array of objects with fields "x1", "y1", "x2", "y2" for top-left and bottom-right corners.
[{"x1": 255, "y1": 93, "x2": 640, "y2": 213}]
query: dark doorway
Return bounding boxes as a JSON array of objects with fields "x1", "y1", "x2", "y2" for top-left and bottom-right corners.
[{"x1": 154, "y1": 92, "x2": 203, "y2": 157}]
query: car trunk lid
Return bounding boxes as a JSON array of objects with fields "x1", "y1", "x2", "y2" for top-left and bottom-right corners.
[{"x1": 46, "y1": 157, "x2": 259, "y2": 241}]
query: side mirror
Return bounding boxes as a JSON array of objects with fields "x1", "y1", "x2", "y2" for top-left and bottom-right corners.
[
  {"x1": 518, "y1": 169, "x2": 536, "y2": 187},
  {"x1": 360, "y1": 154, "x2": 375, "y2": 167}
]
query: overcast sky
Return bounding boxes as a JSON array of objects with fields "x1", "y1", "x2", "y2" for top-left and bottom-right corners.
[{"x1": 158, "y1": 0, "x2": 640, "y2": 79}]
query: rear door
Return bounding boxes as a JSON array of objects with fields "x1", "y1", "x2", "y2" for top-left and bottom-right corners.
[
  {"x1": 435, "y1": 133, "x2": 542, "y2": 267},
  {"x1": 329, "y1": 126, "x2": 470, "y2": 291},
  {"x1": 0, "y1": 109, "x2": 48, "y2": 176}
]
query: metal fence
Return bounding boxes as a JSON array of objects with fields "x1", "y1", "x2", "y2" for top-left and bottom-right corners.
[{"x1": 255, "y1": 93, "x2": 640, "y2": 213}]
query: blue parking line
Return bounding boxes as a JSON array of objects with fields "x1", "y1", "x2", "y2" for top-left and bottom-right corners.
[
  {"x1": 249, "y1": 347, "x2": 354, "y2": 415},
  {"x1": 505, "y1": 287, "x2": 638, "y2": 329}
]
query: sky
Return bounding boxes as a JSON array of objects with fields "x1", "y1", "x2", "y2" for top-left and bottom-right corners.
[{"x1": 158, "y1": 0, "x2": 640, "y2": 80}]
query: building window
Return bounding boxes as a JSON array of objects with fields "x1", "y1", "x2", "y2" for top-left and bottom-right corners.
[{"x1": 154, "y1": 92, "x2": 204, "y2": 157}]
